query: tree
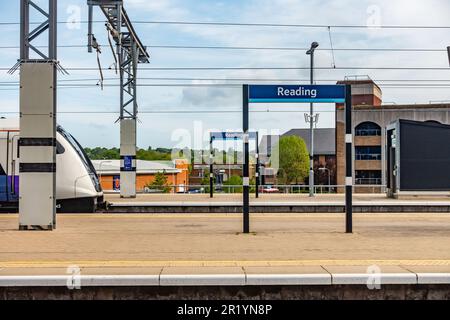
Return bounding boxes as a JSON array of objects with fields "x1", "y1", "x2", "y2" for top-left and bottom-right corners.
[
  {"x1": 145, "y1": 171, "x2": 170, "y2": 193},
  {"x1": 223, "y1": 175, "x2": 243, "y2": 193},
  {"x1": 271, "y1": 135, "x2": 309, "y2": 185},
  {"x1": 200, "y1": 172, "x2": 213, "y2": 193},
  {"x1": 85, "y1": 146, "x2": 173, "y2": 161},
  {"x1": 84, "y1": 147, "x2": 120, "y2": 160}
]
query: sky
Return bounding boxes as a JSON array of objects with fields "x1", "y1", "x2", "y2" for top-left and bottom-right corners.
[{"x1": 0, "y1": 0, "x2": 449, "y2": 150}]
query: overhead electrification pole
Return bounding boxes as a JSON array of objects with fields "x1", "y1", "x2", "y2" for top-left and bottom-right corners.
[
  {"x1": 87, "y1": 0, "x2": 150, "y2": 198},
  {"x1": 306, "y1": 42, "x2": 319, "y2": 197},
  {"x1": 15, "y1": 0, "x2": 59, "y2": 230}
]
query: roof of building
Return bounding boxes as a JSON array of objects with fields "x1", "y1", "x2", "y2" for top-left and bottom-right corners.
[
  {"x1": 92, "y1": 159, "x2": 181, "y2": 175},
  {"x1": 336, "y1": 79, "x2": 382, "y2": 91},
  {"x1": 193, "y1": 164, "x2": 243, "y2": 169},
  {"x1": 350, "y1": 103, "x2": 450, "y2": 111},
  {"x1": 0, "y1": 118, "x2": 19, "y2": 130},
  {"x1": 259, "y1": 128, "x2": 336, "y2": 160},
  {"x1": 283, "y1": 128, "x2": 336, "y2": 155},
  {"x1": 258, "y1": 134, "x2": 279, "y2": 158}
]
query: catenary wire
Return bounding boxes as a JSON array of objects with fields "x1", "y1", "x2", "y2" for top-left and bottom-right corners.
[
  {"x1": 0, "y1": 44, "x2": 447, "y2": 52},
  {"x1": 1, "y1": 20, "x2": 450, "y2": 29}
]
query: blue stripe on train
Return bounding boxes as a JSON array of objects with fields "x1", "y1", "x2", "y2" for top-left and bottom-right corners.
[{"x1": 0, "y1": 175, "x2": 19, "y2": 202}]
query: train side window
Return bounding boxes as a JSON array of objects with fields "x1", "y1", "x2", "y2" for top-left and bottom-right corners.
[{"x1": 56, "y1": 141, "x2": 65, "y2": 154}]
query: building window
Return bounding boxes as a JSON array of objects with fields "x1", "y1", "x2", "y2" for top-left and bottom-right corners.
[
  {"x1": 355, "y1": 122, "x2": 381, "y2": 136},
  {"x1": 355, "y1": 170, "x2": 382, "y2": 185},
  {"x1": 355, "y1": 146, "x2": 381, "y2": 160}
]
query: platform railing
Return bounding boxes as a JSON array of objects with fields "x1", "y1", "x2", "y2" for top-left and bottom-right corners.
[{"x1": 103, "y1": 184, "x2": 387, "y2": 194}]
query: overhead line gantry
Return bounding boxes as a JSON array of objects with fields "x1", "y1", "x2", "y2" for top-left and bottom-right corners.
[{"x1": 87, "y1": 0, "x2": 150, "y2": 198}]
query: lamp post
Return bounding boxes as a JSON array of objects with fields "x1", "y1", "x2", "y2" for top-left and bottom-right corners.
[
  {"x1": 306, "y1": 41, "x2": 319, "y2": 197},
  {"x1": 319, "y1": 167, "x2": 331, "y2": 193}
]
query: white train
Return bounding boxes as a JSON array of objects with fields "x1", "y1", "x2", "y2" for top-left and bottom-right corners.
[{"x1": 0, "y1": 118, "x2": 104, "y2": 212}]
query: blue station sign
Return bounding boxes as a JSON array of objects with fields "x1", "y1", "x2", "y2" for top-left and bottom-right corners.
[
  {"x1": 123, "y1": 155, "x2": 134, "y2": 171},
  {"x1": 249, "y1": 85, "x2": 346, "y2": 103},
  {"x1": 211, "y1": 131, "x2": 258, "y2": 140}
]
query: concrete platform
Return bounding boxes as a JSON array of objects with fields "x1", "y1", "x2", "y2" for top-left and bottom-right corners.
[
  {"x1": 0, "y1": 265, "x2": 449, "y2": 287},
  {"x1": 1, "y1": 212, "x2": 450, "y2": 299}
]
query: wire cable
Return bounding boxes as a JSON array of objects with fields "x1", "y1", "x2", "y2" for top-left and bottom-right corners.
[
  {"x1": 1, "y1": 20, "x2": 450, "y2": 29},
  {"x1": 1, "y1": 108, "x2": 449, "y2": 115},
  {"x1": 2, "y1": 66, "x2": 449, "y2": 71},
  {"x1": 0, "y1": 44, "x2": 447, "y2": 52},
  {"x1": 328, "y1": 26, "x2": 337, "y2": 68}
]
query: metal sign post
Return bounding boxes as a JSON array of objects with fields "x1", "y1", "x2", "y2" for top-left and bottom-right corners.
[
  {"x1": 255, "y1": 131, "x2": 260, "y2": 198},
  {"x1": 243, "y1": 85, "x2": 250, "y2": 233},
  {"x1": 345, "y1": 85, "x2": 353, "y2": 233},
  {"x1": 209, "y1": 135, "x2": 214, "y2": 198},
  {"x1": 244, "y1": 84, "x2": 352, "y2": 234}
]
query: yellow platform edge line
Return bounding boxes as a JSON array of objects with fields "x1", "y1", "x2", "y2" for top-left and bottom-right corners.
[{"x1": 1, "y1": 259, "x2": 450, "y2": 268}]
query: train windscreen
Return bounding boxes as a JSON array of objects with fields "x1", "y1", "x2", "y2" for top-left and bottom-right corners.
[{"x1": 57, "y1": 126, "x2": 102, "y2": 193}]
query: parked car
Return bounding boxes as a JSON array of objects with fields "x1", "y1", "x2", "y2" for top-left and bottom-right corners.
[
  {"x1": 188, "y1": 188, "x2": 204, "y2": 194},
  {"x1": 261, "y1": 185, "x2": 280, "y2": 193}
]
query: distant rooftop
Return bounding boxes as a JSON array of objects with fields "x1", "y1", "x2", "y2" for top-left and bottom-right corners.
[
  {"x1": 283, "y1": 128, "x2": 335, "y2": 155},
  {"x1": 349, "y1": 103, "x2": 450, "y2": 111},
  {"x1": 259, "y1": 128, "x2": 336, "y2": 159}
]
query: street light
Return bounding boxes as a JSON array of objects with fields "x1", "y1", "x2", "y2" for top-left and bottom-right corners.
[
  {"x1": 306, "y1": 41, "x2": 319, "y2": 197},
  {"x1": 319, "y1": 167, "x2": 331, "y2": 193}
]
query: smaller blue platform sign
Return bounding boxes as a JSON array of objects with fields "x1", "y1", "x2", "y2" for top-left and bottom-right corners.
[
  {"x1": 249, "y1": 85, "x2": 346, "y2": 103},
  {"x1": 211, "y1": 132, "x2": 257, "y2": 140},
  {"x1": 123, "y1": 156, "x2": 133, "y2": 171}
]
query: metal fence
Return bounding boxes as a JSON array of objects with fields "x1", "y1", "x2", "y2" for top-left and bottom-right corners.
[
  {"x1": 355, "y1": 178, "x2": 382, "y2": 185},
  {"x1": 103, "y1": 184, "x2": 387, "y2": 194}
]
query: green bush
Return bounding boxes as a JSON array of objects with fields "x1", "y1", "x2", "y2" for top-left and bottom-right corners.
[{"x1": 145, "y1": 171, "x2": 170, "y2": 193}]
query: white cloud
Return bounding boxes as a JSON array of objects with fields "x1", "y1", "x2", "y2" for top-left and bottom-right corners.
[
  {"x1": 126, "y1": 0, "x2": 188, "y2": 20},
  {"x1": 2, "y1": 0, "x2": 450, "y2": 148}
]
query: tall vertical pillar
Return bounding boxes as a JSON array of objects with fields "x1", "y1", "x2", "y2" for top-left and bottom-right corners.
[
  {"x1": 243, "y1": 85, "x2": 250, "y2": 233},
  {"x1": 18, "y1": 0, "x2": 57, "y2": 230},
  {"x1": 345, "y1": 85, "x2": 353, "y2": 233},
  {"x1": 120, "y1": 118, "x2": 136, "y2": 198},
  {"x1": 209, "y1": 136, "x2": 214, "y2": 198},
  {"x1": 255, "y1": 131, "x2": 260, "y2": 198}
]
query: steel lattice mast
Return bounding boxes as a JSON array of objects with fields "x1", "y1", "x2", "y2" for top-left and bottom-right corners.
[{"x1": 87, "y1": 0, "x2": 150, "y2": 198}]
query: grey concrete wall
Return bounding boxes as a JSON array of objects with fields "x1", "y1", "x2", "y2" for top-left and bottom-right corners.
[{"x1": 1, "y1": 285, "x2": 450, "y2": 300}]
